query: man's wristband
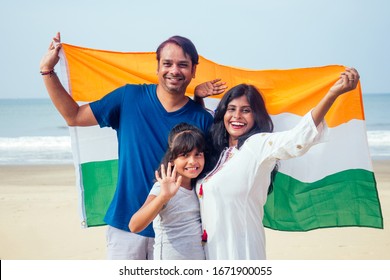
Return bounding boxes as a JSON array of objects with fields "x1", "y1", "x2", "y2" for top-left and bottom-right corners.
[{"x1": 40, "y1": 69, "x2": 56, "y2": 77}]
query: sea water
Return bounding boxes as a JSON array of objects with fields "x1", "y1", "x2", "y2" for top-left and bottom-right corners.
[
  {"x1": 0, "y1": 99, "x2": 72, "y2": 164},
  {"x1": 0, "y1": 94, "x2": 389, "y2": 165},
  {"x1": 362, "y1": 93, "x2": 390, "y2": 160}
]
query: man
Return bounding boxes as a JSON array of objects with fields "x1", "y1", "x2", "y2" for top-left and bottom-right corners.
[{"x1": 40, "y1": 32, "x2": 226, "y2": 259}]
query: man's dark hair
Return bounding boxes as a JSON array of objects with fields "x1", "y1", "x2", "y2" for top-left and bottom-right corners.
[{"x1": 156, "y1": 36, "x2": 199, "y2": 66}]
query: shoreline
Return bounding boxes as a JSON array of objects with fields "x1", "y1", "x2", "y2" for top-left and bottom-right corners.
[{"x1": 0, "y1": 160, "x2": 389, "y2": 260}]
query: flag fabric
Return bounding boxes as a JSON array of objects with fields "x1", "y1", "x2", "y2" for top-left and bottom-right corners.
[{"x1": 59, "y1": 43, "x2": 383, "y2": 230}]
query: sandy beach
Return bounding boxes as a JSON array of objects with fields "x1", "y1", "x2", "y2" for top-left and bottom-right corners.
[{"x1": 0, "y1": 161, "x2": 389, "y2": 260}]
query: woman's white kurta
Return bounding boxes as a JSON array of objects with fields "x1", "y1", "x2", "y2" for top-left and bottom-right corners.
[{"x1": 196, "y1": 112, "x2": 327, "y2": 260}]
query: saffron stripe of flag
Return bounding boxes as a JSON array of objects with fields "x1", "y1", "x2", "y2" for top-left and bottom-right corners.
[{"x1": 59, "y1": 43, "x2": 383, "y2": 230}]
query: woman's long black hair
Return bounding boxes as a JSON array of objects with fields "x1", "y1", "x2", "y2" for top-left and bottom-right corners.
[{"x1": 206, "y1": 84, "x2": 278, "y2": 194}]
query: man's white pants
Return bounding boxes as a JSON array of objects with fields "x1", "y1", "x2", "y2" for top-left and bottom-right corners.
[{"x1": 106, "y1": 226, "x2": 154, "y2": 260}]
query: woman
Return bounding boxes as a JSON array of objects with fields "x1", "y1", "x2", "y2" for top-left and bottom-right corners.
[{"x1": 197, "y1": 67, "x2": 360, "y2": 260}]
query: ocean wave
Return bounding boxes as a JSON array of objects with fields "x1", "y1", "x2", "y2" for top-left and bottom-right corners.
[
  {"x1": 367, "y1": 131, "x2": 390, "y2": 158},
  {"x1": 0, "y1": 136, "x2": 71, "y2": 149},
  {"x1": 367, "y1": 131, "x2": 390, "y2": 146},
  {"x1": 0, "y1": 136, "x2": 72, "y2": 165},
  {"x1": 0, "y1": 131, "x2": 389, "y2": 164}
]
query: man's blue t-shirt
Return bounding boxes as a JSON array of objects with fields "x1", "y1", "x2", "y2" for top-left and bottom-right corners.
[{"x1": 89, "y1": 84, "x2": 213, "y2": 237}]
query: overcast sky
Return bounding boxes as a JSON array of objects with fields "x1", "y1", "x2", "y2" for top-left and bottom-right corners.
[{"x1": 1, "y1": 0, "x2": 389, "y2": 99}]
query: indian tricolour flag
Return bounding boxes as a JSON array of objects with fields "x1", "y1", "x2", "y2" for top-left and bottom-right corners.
[{"x1": 59, "y1": 43, "x2": 383, "y2": 230}]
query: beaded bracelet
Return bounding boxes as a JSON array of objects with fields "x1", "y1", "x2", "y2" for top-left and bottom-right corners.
[{"x1": 40, "y1": 69, "x2": 56, "y2": 77}]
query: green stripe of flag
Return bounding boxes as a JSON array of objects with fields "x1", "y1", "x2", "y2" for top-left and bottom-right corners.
[
  {"x1": 80, "y1": 160, "x2": 118, "y2": 226},
  {"x1": 263, "y1": 169, "x2": 383, "y2": 231},
  {"x1": 79, "y1": 160, "x2": 383, "y2": 231}
]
